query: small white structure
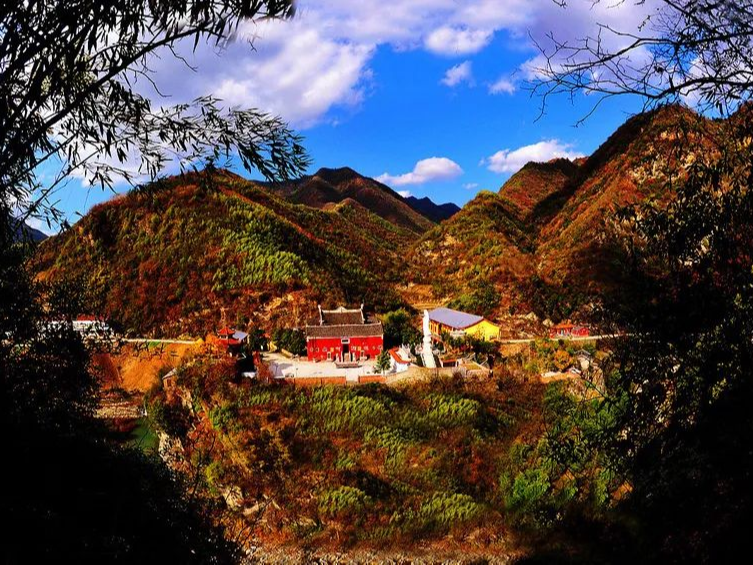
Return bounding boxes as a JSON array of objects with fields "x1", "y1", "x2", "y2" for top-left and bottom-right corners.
[
  {"x1": 420, "y1": 310, "x2": 437, "y2": 368},
  {"x1": 388, "y1": 346, "x2": 412, "y2": 373},
  {"x1": 72, "y1": 316, "x2": 110, "y2": 333},
  {"x1": 72, "y1": 316, "x2": 112, "y2": 341},
  {"x1": 575, "y1": 350, "x2": 592, "y2": 372}
]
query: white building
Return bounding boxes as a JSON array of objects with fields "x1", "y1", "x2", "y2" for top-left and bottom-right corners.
[
  {"x1": 388, "y1": 346, "x2": 412, "y2": 373},
  {"x1": 72, "y1": 316, "x2": 111, "y2": 337}
]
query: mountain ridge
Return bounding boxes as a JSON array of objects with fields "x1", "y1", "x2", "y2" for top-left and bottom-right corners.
[
  {"x1": 257, "y1": 166, "x2": 436, "y2": 235},
  {"x1": 33, "y1": 105, "x2": 726, "y2": 332},
  {"x1": 410, "y1": 104, "x2": 722, "y2": 318},
  {"x1": 11, "y1": 217, "x2": 48, "y2": 243},
  {"x1": 404, "y1": 195, "x2": 460, "y2": 223}
]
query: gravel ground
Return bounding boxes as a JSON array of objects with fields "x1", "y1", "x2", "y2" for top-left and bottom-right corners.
[{"x1": 245, "y1": 543, "x2": 516, "y2": 564}]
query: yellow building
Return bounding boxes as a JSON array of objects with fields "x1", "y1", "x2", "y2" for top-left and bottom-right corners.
[{"x1": 428, "y1": 307, "x2": 500, "y2": 341}]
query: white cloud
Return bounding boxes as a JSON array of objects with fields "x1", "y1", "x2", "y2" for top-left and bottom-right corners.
[
  {"x1": 377, "y1": 157, "x2": 463, "y2": 186},
  {"x1": 519, "y1": 0, "x2": 659, "y2": 84},
  {"x1": 441, "y1": 61, "x2": 473, "y2": 87},
  {"x1": 397, "y1": 190, "x2": 413, "y2": 198},
  {"x1": 425, "y1": 26, "x2": 493, "y2": 56},
  {"x1": 137, "y1": 1, "x2": 659, "y2": 128},
  {"x1": 489, "y1": 75, "x2": 516, "y2": 94},
  {"x1": 463, "y1": 182, "x2": 479, "y2": 190},
  {"x1": 147, "y1": 16, "x2": 373, "y2": 128},
  {"x1": 25, "y1": 216, "x2": 56, "y2": 236},
  {"x1": 454, "y1": 0, "x2": 533, "y2": 29},
  {"x1": 483, "y1": 139, "x2": 583, "y2": 173}
]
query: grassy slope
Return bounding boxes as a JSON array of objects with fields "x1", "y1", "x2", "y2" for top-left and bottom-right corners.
[
  {"x1": 171, "y1": 361, "x2": 547, "y2": 552},
  {"x1": 34, "y1": 170, "x2": 417, "y2": 336}
]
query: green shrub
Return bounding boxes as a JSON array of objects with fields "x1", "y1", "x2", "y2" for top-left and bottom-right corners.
[
  {"x1": 242, "y1": 388, "x2": 276, "y2": 407},
  {"x1": 418, "y1": 492, "x2": 484, "y2": 529},
  {"x1": 381, "y1": 309, "x2": 421, "y2": 348},
  {"x1": 447, "y1": 280, "x2": 500, "y2": 317},
  {"x1": 272, "y1": 328, "x2": 307, "y2": 356},
  {"x1": 303, "y1": 387, "x2": 390, "y2": 434},
  {"x1": 333, "y1": 453, "x2": 357, "y2": 471},
  {"x1": 204, "y1": 460, "x2": 226, "y2": 494},
  {"x1": 208, "y1": 402, "x2": 238, "y2": 433},
  {"x1": 148, "y1": 395, "x2": 191, "y2": 438},
  {"x1": 393, "y1": 492, "x2": 484, "y2": 534},
  {"x1": 506, "y1": 468, "x2": 551, "y2": 515},
  {"x1": 318, "y1": 486, "x2": 372, "y2": 519},
  {"x1": 365, "y1": 426, "x2": 414, "y2": 469},
  {"x1": 417, "y1": 394, "x2": 481, "y2": 431}
]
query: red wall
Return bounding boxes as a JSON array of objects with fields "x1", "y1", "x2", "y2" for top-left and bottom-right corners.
[
  {"x1": 307, "y1": 335, "x2": 383, "y2": 361},
  {"x1": 549, "y1": 326, "x2": 590, "y2": 338},
  {"x1": 287, "y1": 376, "x2": 348, "y2": 387}
]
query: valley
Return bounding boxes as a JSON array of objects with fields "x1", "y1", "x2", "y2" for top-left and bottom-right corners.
[
  {"x1": 8, "y1": 2, "x2": 753, "y2": 562},
  {"x1": 34, "y1": 105, "x2": 723, "y2": 342},
  {"x1": 27, "y1": 104, "x2": 733, "y2": 560}
]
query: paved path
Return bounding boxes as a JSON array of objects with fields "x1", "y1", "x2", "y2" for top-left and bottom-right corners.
[
  {"x1": 264, "y1": 352, "x2": 378, "y2": 382},
  {"x1": 498, "y1": 334, "x2": 623, "y2": 344},
  {"x1": 123, "y1": 338, "x2": 199, "y2": 345}
]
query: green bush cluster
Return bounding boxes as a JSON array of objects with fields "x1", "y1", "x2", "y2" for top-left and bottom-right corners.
[
  {"x1": 381, "y1": 309, "x2": 421, "y2": 348},
  {"x1": 303, "y1": 386, "x2": 391, "y2": 433},
  {"x1": 391, "y1": 492, "x2": 484, "y2": 534},
  {"x1": 147, "y1": 393, "x2": 191, "y2": 438},
  {"x1": 318, "y1": 486, "x2": 373, "y2": 519},
  {"x1": 272, "y1": 328, "x2": 306, "y2": 356},
  {"x1": 364, "y1": 426, "x2": 413, "y2": 469},
  {"x1": 209, "y1": 402, "x2": 239, "y2": 433},
  {"x1": 242, "y1": 389, "x2": 276, "y2": 407},
  {"x1": 177, "y1": 367, "x2": 540, "y2": 546},
  {"x1": 423, "y1": 394, "x2": 481, "y2": 429},
  {"x1": 447, "y1": 279, "x2": 501, "y2": 317},
  {"x1": 499, "y1": 382, "x2": 622, "y2": 529},
  {"x1": 212, "y1": 201, "x2": 313, "y2": 291}
]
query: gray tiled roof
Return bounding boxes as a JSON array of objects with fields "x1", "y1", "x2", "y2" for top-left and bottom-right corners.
[
  {"x1": 306, "y1": 323, "x2": 383, "y2": 338},
  {"x1": 428, "y1": 307, "x2": 484, "y2": 330},
  {"x1": 321, "y1": 310, "x2": 363, "y2": 325}
]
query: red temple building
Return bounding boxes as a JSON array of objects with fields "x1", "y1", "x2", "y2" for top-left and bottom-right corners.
[
  {"x1": 215, "y1": 327, "x2": 248, "y2": 355},
  {"x1": 305, "y1": 305, "x2": 383, "y2": 363},
  {"x1": 549, "y1": 322, "x2": 590, "y2": 339}
]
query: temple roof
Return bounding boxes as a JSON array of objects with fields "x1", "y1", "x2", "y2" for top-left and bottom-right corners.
[
  {"x1": 320, "y1": 306, "x2": 364, "y2": 326},
  {"x1": 428, "y1": 307, "x2": 484, "y2": 330},
  {"x1": 305, "y1": 323, "x2": 383, "y2": 338}
]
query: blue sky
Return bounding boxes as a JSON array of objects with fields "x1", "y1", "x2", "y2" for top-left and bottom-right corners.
[
  {"x1": 303, "y1": 37, "x2": 643, "y2": 204},
  {"x1": 38, "y1": 0, "x2": 656, "y2": 231}
]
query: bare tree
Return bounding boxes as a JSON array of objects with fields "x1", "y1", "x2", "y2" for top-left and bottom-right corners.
[
  {"x1": 0, "y1": 1, "x2": 310, "y2": 230},
  {"x1": 532, "y1": 0, "x2": 753, "y2": 120}
]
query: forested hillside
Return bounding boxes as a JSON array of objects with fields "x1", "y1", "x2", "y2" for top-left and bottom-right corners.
[
  {"x1": 33, "y1": 170, "x2": 418, "y2": 336},
  {"x1": 410, "y1": 105, "x2": 722, "y2": 321},
  {"x1": 35, "y1": 106, "x2": 731, "y2": 334},
  {"x1": 257, "y1": 166, "x2": 436, "y2": 234}
]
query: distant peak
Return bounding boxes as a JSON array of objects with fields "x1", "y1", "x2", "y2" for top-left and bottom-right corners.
[
  {"x1": 312, "y1": 166, "x2": 363, "y2": 184},
  {"x1": 403, "y1": 195, "x2": 461, "y2": 223}
]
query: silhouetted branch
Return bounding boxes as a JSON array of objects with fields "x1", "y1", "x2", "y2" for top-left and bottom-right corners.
[{"x1": 531, "y1": 0, "x2": 753, "y2": 120}]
